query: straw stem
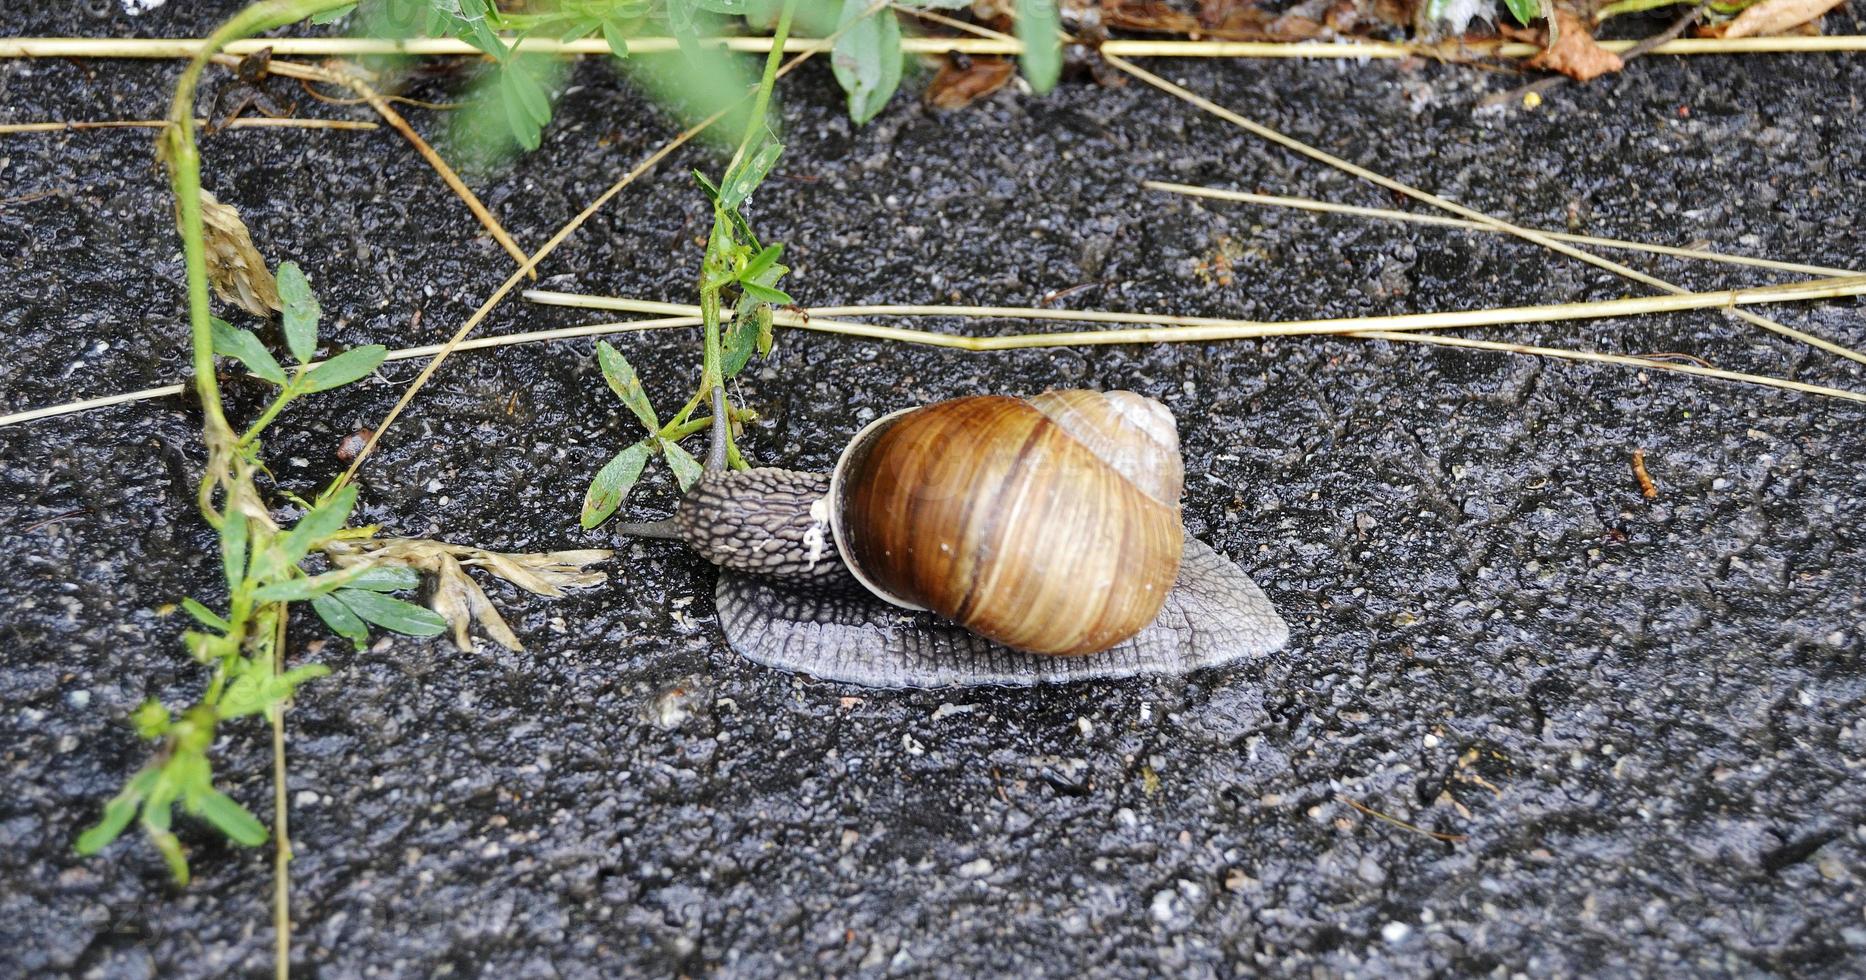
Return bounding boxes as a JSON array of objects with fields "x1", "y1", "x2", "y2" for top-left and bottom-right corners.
[{"x1": 6, "y1": 35, "x2": 1865, "y2": 61}]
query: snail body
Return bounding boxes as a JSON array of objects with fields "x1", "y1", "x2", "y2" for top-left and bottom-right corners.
[{"x1": 649, "y1": 389, "x2": 1287, "y2": 687}]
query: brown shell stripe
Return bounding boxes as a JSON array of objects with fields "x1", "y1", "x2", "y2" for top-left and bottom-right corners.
[
  {"x1": 846, "y1": 396, "x2": 1028, "y2": 623},
  {"x1": 843, "y1": 396, "x2": 1179, "y2": 654},
  {"x1": 972, "y1": 416, "x2": 1179, "y2": 653}
]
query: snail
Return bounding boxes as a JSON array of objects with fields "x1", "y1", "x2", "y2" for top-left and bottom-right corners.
[{"x1": 621, "y1": 388, "x2": 1289, "y2": 688}]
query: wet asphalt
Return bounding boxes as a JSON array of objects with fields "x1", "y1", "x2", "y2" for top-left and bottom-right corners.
[{"x1": 2, "y1": 1, "x2": 1864, "y2": 976}]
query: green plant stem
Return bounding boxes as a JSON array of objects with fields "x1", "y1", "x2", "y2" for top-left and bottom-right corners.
[
  {"x1": 728, "y1": 0, "x2": 798, "y2": 177},
  {"x1": 166, "y1": 0, "x2": 353, "y2": 525},
  {"x1": 696, "y1": 275, "x2": 734, "y2": 467},
  {"x1": 269, "y1": 608, "x2": 293, "y2": 980},
  {"x1": 161, "y1": 0, "x2": 348, "y2": 702},
  {"x1": 685, "y1": 0, "x2": 797, "y2": 470},
  {"x1": 699, "y1": 260, "x2": 726, "y2": 394},
  {"x1": 1595, "y1": 0, "x2": 1691, "y2": 19},
  {"x1": 160, "y1": 5, "x2": 350, "y2": 977},
  {"x1": 201, "y1": 530, "x2": 262, "y2": 702},
  {"x1": 668, "y1": 389, "x2": 706, "y2": 431},
  {"x1": 660, "y1": 412, "x2": 732, "y2": 442},
  {"x1": 239, "y1": 383, "x2": 300, "y2": 448}
]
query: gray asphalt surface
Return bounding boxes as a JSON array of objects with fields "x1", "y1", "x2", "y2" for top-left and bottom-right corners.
[{"x1": 3, "y1": 2, "x2": 1864, "y2": 976}]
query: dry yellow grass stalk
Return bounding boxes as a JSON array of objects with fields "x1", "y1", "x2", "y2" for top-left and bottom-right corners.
[
  {"x1": 1142, "y1": 182, "x2": 1861, "y2": 280},
  {"x1": 6, "y1": 35, "x2": 1866, "y2": 60},
  {"x1": 0, "y1": 316, "x2": 706, "y2": 429},
  {"x1": 11, "y1": 273, "x2": 1864, "y2": 430},
  {"x1": 526, "y1": 276, "x2": 1866, "y2": 346},
  {"x1": 0, "y1": 117, "x2": 376, "y2": 133},
  {"x1": 1352, "y1": 331, "x2": 1866, "y2": 404},
  {"x1": 1103, "y1": 54, "x2": 1866, "y2": 368},
  {"x1": 205, "y1": 54, "x2": 534, "y2": 275},
  {"x1": 555, "y1": 306, "x2": 1866, "y2": 403}
]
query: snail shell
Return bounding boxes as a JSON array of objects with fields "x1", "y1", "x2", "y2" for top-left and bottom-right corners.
[
  {"x1": 666, "y1": 388, "x2": 1289, "y2": 687},
  {"x1": 829, "y1": 392, "x2": 1184, "y2": 655}
]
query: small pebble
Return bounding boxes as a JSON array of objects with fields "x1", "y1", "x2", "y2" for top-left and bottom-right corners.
[
  {"x1": 1149, "y1": 888, "x2": 1193, "y2": 930},
  {"x1": 931, "y1": 703, "x2": 976, "y2": 721},
  {"x1": 644, "y1": 677, "x2": 709, "y2": 731}
]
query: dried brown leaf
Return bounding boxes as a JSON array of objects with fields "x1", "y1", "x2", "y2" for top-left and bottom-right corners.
[
  {"x1": 193, "y1": 190, "x2": 281, "y2": 318},
  {"x1": 1265, "y1": 13, "x2": 1326, "y2": 40},
  {"x1": 227, "y1": 481, "x2": 279, "y2": 533},
  {"x1": 927, "y1": 57, "x2": 1017, "y2": 110},
  {"x1": 429, "y1": 553, "x2": 478, "y2": 651},
  {"x1": 469, "y1": 594, "x2": 524, "y2": 652},
  {"x1": 465, "y1": 551, "x2": 560, "y2": 597},
  {"x1": 466, "y1": 548, "x2": 614, "y2": 595},
  {"x1": 1102, "y1": 0, "x2": 1200, "y2": 34},
  {"x1": 526, "y1": 548, "x2": 615, "y2": 569},
  {"x1": 1527, "y1": 10, "x2": 1625, "y2": 82},
  {"x1": 323, "y1": 538, "x2": 611, "y2": 652},
  {"x1": 1102, "y1": 0, "x2": 1281, "y2": 39},
  {"x1": 1712, "y1": 0, "x2": 1843, "y2": 38},
  {"x1": 1324, "y1": 0, "x2": 1371, "y2": 33},
  {"x1": 436, "y1": 553, "x2": 524, "y2": 652}
]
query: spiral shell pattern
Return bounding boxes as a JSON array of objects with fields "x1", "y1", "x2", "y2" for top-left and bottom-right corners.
[{"x1": 830, "y1": 391, "x2": 1184, "y2": 655}]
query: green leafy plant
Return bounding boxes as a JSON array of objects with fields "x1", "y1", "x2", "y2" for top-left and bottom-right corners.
[
  {"x1": 581, "y1": 340, "x2": 754, "y2": 526},
  {"x1": 76, "y1": 706, "x2": 270, "y2": 884},
  {"x1": 831, "y1": 0, "x2": 904, "y2": 123},
  {"x1": 90, "y1": 0, "x2": 700, "y2": 900},
  {"x1": 211, "y1": 264, "x2": 391, "y2": 442},
  {"x1": 84, "y1": 0, "x2": 1067, "y2": 941},
  {"x1": 822, "y1": 0, "x2": 1061, "y2": 123},
  {"x1": 1014, "y1": 0, "x2": 1062, "y2": 94},
  {"x1": 344, "y1": 0, "x2": 1063, "y2": 148},
  {"x1": 331, "y1": 0, "x2": 640, "y2": 160},
  {"x1": 311, "y1": 566, "x2": 448, "y2": 649},
  {"x1": 1501, "y1": 0, "x2": 1542, "y2": 26},
  {"x1": 581, "y1": 0, "x2": 802, "y2": 524},
  {"x1": 77, "y1": 260, "x2": 441, "y2": 881}
]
